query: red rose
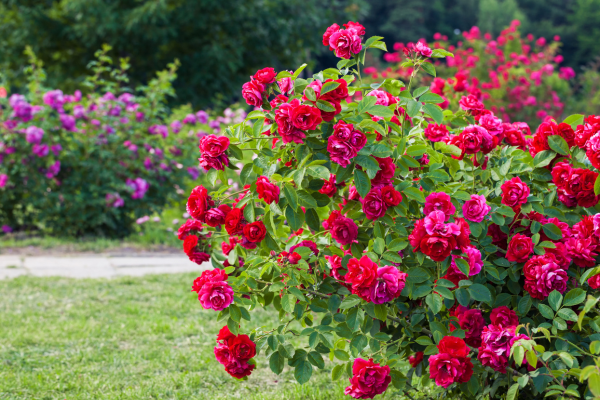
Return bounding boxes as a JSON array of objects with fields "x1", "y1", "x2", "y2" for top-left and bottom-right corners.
[
  {"x1": 329, "y1": 214, "x2": 358, "y2": 245},
  {"x1": 506, "y1": 234, "x2": 534, "y2": 263},
  {"x1": 320, "y1": 78, "x2": 349, "y2": 102},
  {"x1": 252, "y1": 67, "x2": 276, "y2": 84},
  {"x1": 319, "y1": 174, "x2": 338, "y2": 197},
  {"x1": 199, "y1": 153, "x2": 229, "y2": 171},
  {"x1": 490, "y1": 306, "x2": 519, "y2": 327},
  {"x1": 322, "y1": 23, "x2": 340, "y2": 49},
  {"x1": 523, "y1": 254, "x2": 568, "y2": 300},
  {"x1": 224, "y1": 359, "x2": 255, "y2": 379},
  {"x1": 408, "y1": 351, "x2": 424, "y2": 367},
  {"x1": 557, "y1": 122, "x2": 575, "y2": 147},
  {"x1": 205, "y1": 204, "x2": 232, "y2": 227},
  {"x1": 224, "y1": 208, "x2": 244, "y2": 235},
  {"x1": 229, "y1": 334, "x2": 256, "y2": 361},
  {"x1": 502, "y1": 123, "x2": 527, "y2": 149},
  {"x1": 459, "y1": 125, "x2": 485, "y2": 154},
  {"x1": 216, "y1": 325, "x2": 236, "y2": 345},
  {"x1": 551, "y1": 161, "x2": 572, "y2": 189},
  {"x1": 437, "y1": 336, "x2": 470, "y2": 358},
  {"x1": 424, "y1": 123, "x2": 449, "y2": 142},
  {"x1": 459, "y1": 94, "x2": 485, "y2": 116},
  {"x1": 242, "y1": 221, "x2": 267, "y2": 243},
  {"x1": 328, "y1": 29, "x2": 362, "y2": 59},
  {"x1": 177, "y1": 219, "x2": 204, "y2": 240},
  {"x1": 183, "y1": 234, "x2": 199, "y2": 255},
  {"x1": 372, "y1": 157, "x2": 396, "y2": 187},
  {"x1": 290, "y1": 104, "x2": 322, "y2": 131},
  {"x1": 381, "y1": 186, "x2": 402, "y2": 206},
  {"x1": 319, "y1": 100, "x2": 342, "y2": 122},
  {"x1": 241, "y1": 79, "x2": 264, "y2": 107},
  {"x1": 275, "y1": 99, "x2": 306, "y2": 144},
  {"x1": 409, "y1": 220, "x2": 427, "y2": 251},
  {"x1": 345, "y1": 255, "x2": 378, "y2": 301},
  {"x1": 187, "y1": 185, "x2": 211, "y2": 221},
  {"x1": 344, "y1": 21, "x2": 366, "y2": 36},
  {"x1": 199, "y1": 135, "x2": 230, "y2": 158},
  {"x1": 500, "y1": 177, "x2": 530, "y2": 208},
  {"x1": 455, "y1": 309, "x2": 485, "y2": 347},
  {"x1": 454, "y1": 217, "x2": 472, "y2": 251},
  {"x1": 344, "y1": 358, "x2": 391, "y2": 399},
  {"x1": 362, "y1": 188, "x2": 387, "y2": 220},
  {"x1": 420, "y1": 235, "x2": 457, "y2": 262},
  {"x1": 256, "y1": 176, "x2": 280, "y2": 204}
]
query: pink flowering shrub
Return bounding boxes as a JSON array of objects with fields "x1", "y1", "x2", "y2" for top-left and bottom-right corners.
[
  {"x1": 0, "y1": 47, "x2": 246, "y2": 237},
  {"x1": 368, "y1": 20, "x2": 575, "y2": 126},
  {"x1": 179, "y1": 22, "x2": 600, "y2": 399}
]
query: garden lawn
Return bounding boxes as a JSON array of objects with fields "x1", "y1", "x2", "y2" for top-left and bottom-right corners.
[{"x1": 0, "y1": 272, "x2": 355, "y2": 400}]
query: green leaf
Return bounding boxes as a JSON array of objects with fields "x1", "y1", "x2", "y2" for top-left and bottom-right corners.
[
  {"x1": 229, "y1": 304, "x2": 241, "y2": 322},
  {"x1": 420, "y1": 62, "x2": 436, "y2": 76},
  {"x1": 340, "y1": 295, "x2": 361, "y2": 309},
  {"x1": 243, "y1": 202, "x2": 255, "y2": 223},
  {"x1": 538, "y1": 304, "x2": 554, "y2": 319},
  {"x1": 373, "y1": 238, "x2": 385, "y2": 255},
  {"x1": 506, "y1": 383, "x2": 519, "y2": 400},
  {"x1": 358, "y1": 119, "x2": 386, "y2": 137},
  {"x1": 294, "y1": 359, "x2": 312, "y2": 384},
  {"x1": 590, "y1": 372, "x2": 600, "y2": 397},
  {"x1": 404, "y1": 187, "x2": 425, "y2": 203},
  {"x1": 406, "y1": 100, "x2": 421, "y2": 118},
  {"x1": 304, "y1": 87, "x2": 317, "y2": 102},
  {"x1": 548, "y1": 290, "x2": 563, "y2": 311},
  {"x1": 407, "y1": 267, "x2": 430, "y2": 283},
  {"x1": 425, "y1": 294, "x2": 443, "y2": 314},
  {"x1": 283, "y1": 184, "x2": 299, "y2": 211},
  {"x1": 435, "y1": 286, "x2": 454, "y2": 300},
  {"x1": 305, "y1": 209, "x2": 321, "y2": 231},
  {"x1": 279, "y1": 342, "x2": 295, "y2": 358},
  {"x1": 419, "y1": 93, "x2": 444, "y2": 103},
  {"x1": 369, "y1": 105, "x2": 394, "y2": 118},
  {"x1": 416, "y1": 336, "x2": 434, "y2": 346},
  {"x1": 533, "y1": 150, "x2": 556, "y2": 168},
  {"x1": 316, "y1": 99, "x2": 336, "y2": 112},
  {"x1": 406, "y1": 145, "x2": 428, "y2": 156},
  {"x1": 548, "y1": 135, "x2": 570, "y2": 156},
  {"x1": 563, "y1": 114, "x2": 584, "y2": 127},
  {"x1": 542, "y1": 223, "x2": 563, "y2": 240},
  {"x1": 320, "y1": 81, "x2": 340, "y2": 95},
  {"x1": 269, "y1": 351, "x2": 285, "y2": 374},
  {"x1": 431, "y1": 49, "x2": 454, "y2": 58},
  {"x1": 297, "y1": 190, "x2": 317, "y2": 209},
  {"x1": 455, "y1": 288, "x2": 470, "y2": 306},
  {"x1": 356, "y1": 96, "x2": 377, "y2": 115},
  {"x1": 293, "y1": 64, "x2": 307, "y2": 79},
  {"x1": 422, "y1": 103, "x2": 444, "y2": 124},
  {"x1": 346, "y1": 308, "x2": 364, "y2": 331},
  {"x1": 595, "y1": 175, "x2": 600, "y2": 196},
  {"x1": 285, "y1": 205, "x2": 305, "y2": 231},
  {"x1": 454, "y1": 258, "x2": 470, "y2": 277},
  {"x1": 373, "y1": 304, "x2": 387, "y2": 322},
  {"x1": 563, "y1": 288, "x2": 586, "y2": 307},
  {"x1": 557, "y1": 308, "x2": 578, "y2": 322},
  {"x1": 332, "y1": 364, "x2": 344, "y2": 381},
  {"x1": 281, "y1": 294, "x2": 296, "y2": 313},
  {"x1": 354, "y1": 169, "x2": 371, "y2": 198},
  {"x1": 308, "y1": 165, "x2": 330, "y2": 180},
  {"x1": 468, "y1": 284, "x2": 491, "y2": 303},
  {"x1": 382, "y1": 251, "x2": 403, "y2": 263}
]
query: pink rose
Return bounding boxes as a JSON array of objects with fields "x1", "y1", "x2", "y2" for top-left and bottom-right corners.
[
  {"x1": 478, "y1": 113, "x2": 503, "y2": 136},
  {"x1": 414, "y1": 41, "x2": 432, "y2": 57},
  {"x1": 424, "y1": 123, "x2": 449, "y2": 142},
  {"x1": 370, "y1": 266, "x2": 407, "y2": 304},
  {"x1": 322, "y1": 23, "x2": 341, "y2": 49},
  {"x1": 424, "y1": 192, "x2": 456, "y2": 220},
  {"x1": 523, "y1": 255, "x2": 568, "y2": 300},
  {"x1": 462, "y1": 194, "x2": 491, "y2": 223},
  {"x1": 329, "y1": 29, "x2": 362, "y2": 59},
  {"x1": 362, "y1": 188, "x2": 387, "y2": 220},
  {"x1": 501, "y1": 177, "x2": 530, "y2": 208},
  {"x1": 241, "y1": 80, "x2": 264, "y2": 107},
  {"x1": 199, "y1": 135, "x2": 230, "y2": 157},
  {"x1": 367, "y1": 89, "x2": 389, "y2": 106},
  {"x1": 344, "y1": 358, "x2": 391, "y2": 399},
  {"x1": 329, "y1": 214, "x2": 358, "y2": 245},
  {"x1": 198, "y1": 280, "x2": 234, "y2": 311},
  {"x1": 490, "y1": 306, "x2": 519, "y2": 327},
  {"x1": 252, "y1": 67, "x2": 276, "y2": 84}
]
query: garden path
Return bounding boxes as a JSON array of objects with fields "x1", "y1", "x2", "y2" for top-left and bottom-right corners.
[{"x1": 0, "y1": 255, "x2": 210, "y2": 280}]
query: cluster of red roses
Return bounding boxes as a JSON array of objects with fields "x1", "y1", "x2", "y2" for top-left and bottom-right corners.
[
  {"x1": 213, "y1": 326, "x2": 256, "y2": 379},
  {"x1": 577, "y1": 115, "x2": 600, "y2": 169},
  {"x1": 191, "y1": 269, "x2": 234, "y2": 311},
  {"x1": 323, "y1": 210, "x2": 359, "y2": 246},
  {"x1": 343, "y1": 255, "x2": 407, "y2": 304},
  {"x1": 327, "y1": 120, "x2": 367, "y2": 167},
  {"x1": 344, "y1": 358, "x2": 391, "y2": 398},
  {"x1": 322, "y1": 21, "x2": 365, "y2": 60},
  {"x1": 477, "y1": 307, "x2": 528, "y2": 374},
  {"x1": 428, "y1": 336, "x2": 473, "y2": 388},
  {"x1": 178, "y1": 217, "x2": 210, "y2": 264},
  {"x1": 241, "y1": 67, "x2": 278, "y2": 108},
  {"x1": 552, "y1": 160, "x2": 600, "y2": 208},
  {"x1": 198, "y1": 134, "x2": 231, "y2": 171},
  {"x1": 409, "y1": 192, "x2": 471, "y2": 263}
]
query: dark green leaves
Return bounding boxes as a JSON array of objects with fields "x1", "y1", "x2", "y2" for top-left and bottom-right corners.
[
  {"x1": 468, "y1": 284, "x2": 491, "y2": 303},
  {"x1": 533, "y1": 150, "x2": 556, "y2": 168},
  {"x1": 548, "y1": 135, "x2": 570, "y2": 156},
  {"x1": 354, "y1": 169, "x2": 371, "y2": 198},
  {"x1": 563, "y1": 288, "x2": 586, "y2": 307},
  {"x1": 542, "y1": 223, "x2": 563, "y2": 240},
  {"x1": 283, "y1": 183, "x2": 298, "y2": 211},
  {"x1": 293, "y1": 358, "x2": 312, "y2": 384},
  {"x1": 548, "y1": 290, "x2": 563, "y2": 311},
  {"x1": 285, "y1": 205, "x2": 305, "y2": 231}
]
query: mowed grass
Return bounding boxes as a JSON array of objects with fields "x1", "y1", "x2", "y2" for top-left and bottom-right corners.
[{"x1": 0, "y1": 272, "x2": 357, "y2": 400}]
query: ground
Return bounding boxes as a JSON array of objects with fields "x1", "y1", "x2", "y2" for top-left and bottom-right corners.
[{"x1": 0, "y1": 272, "x2": 361, "y2": 400}]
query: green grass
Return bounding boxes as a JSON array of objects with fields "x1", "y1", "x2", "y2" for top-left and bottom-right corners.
[{"x1": 0, "y1": 272, "x2": 360, "y2": 400}]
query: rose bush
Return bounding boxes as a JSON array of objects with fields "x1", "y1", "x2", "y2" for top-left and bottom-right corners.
[
  {"x1": 0, "y1": 46, "x2": 247, "y2": 237},
  {"x1": 183, "y1": 22, "x2": 600, "y2": 399}
]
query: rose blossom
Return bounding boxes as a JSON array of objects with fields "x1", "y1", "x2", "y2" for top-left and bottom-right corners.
[
  {"x1": 452, "y1": 308, "x2": 485, "y2": 347},
  {"x1": 462, "y1": 194, "x2": 491, "y2": 222},
  {"x1": 501, "y1": 177, "x2": 530, "y2": 208},
  {"x1": 490, "y1": 306, "x2": 519, "y2": 327},
  {"x1": 199, "y1": 135, "x2": 230, "y2": 157},
  {"x1": 187, "y1": 185, "x2": 211, "y2": 222},
  {"x1": 424, "y1": 192, "x2": 456, "y2": 220},
  {"x1": 290, "y1": 104, "x2": 322, "y2": 131},
  {"x1": 205, "y1": 204, "x2": 232, "y2": 227},
  {"x1": 252, "y1": 67, "x2": 276, "y2": 84},
  {"x1": 344, "y1": 358, "x2": 391, "y2": 399},
  {"x1": 319, "y1": 174, "x2": 338, "y2": 197},
  {"x1": 420, "y1": 235, "x2": 457, "y2": 262},
  {"x1": 424, "y1": 123, "x2": 449, "y2": 142},
  {"x1": 523, "y1": 254, "x2": 568, "y2": 300},
  {"x1": 178, "y1": 219, "x2": 204, "y2": 240},
  {"x1": 224, "y1": 208, "x2": 245, "y2": 235},
  {"x1": 345, "y1": 256, "x2": 378, "y2": 301},
  {"x1": 381, "y1": 186, "x2": 402, "y2": 206},
  {"x1": 241, "y1": 79, "x2": 264, "y2": 107},
  {"x1": 506, "y1": 234, "x2": 534, "y2": 263},
  {"x1": 242, "y1": 221, "x2": 267, "y2": 243},
  {"x1": 372, "y1": 157, "x2": 396, "y2": 187},
  {"x1": 429, "y1": 336, "x2": 473, "y2": 388},
  {"x1": 370, "y1": 265, "x2": 407, "y2": 304},
  {"x1": 198, "y1": 279, "x2": 234, "y2": 311},
  {"x1": 408, "y1": 352, "x2": 424, "y2": 367},
  {"x1": 328, "y1": 212, "x2": 358, "y2": 245},
  {"x1": 329, "y1": 29, "x2": 362, "y2": 59},
  {"x1": 256, "y1": 176, "x2": 280, "y2": 204},
  {"x1": 362, "y1": 188, "x2": 387, "y2": 220}
]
